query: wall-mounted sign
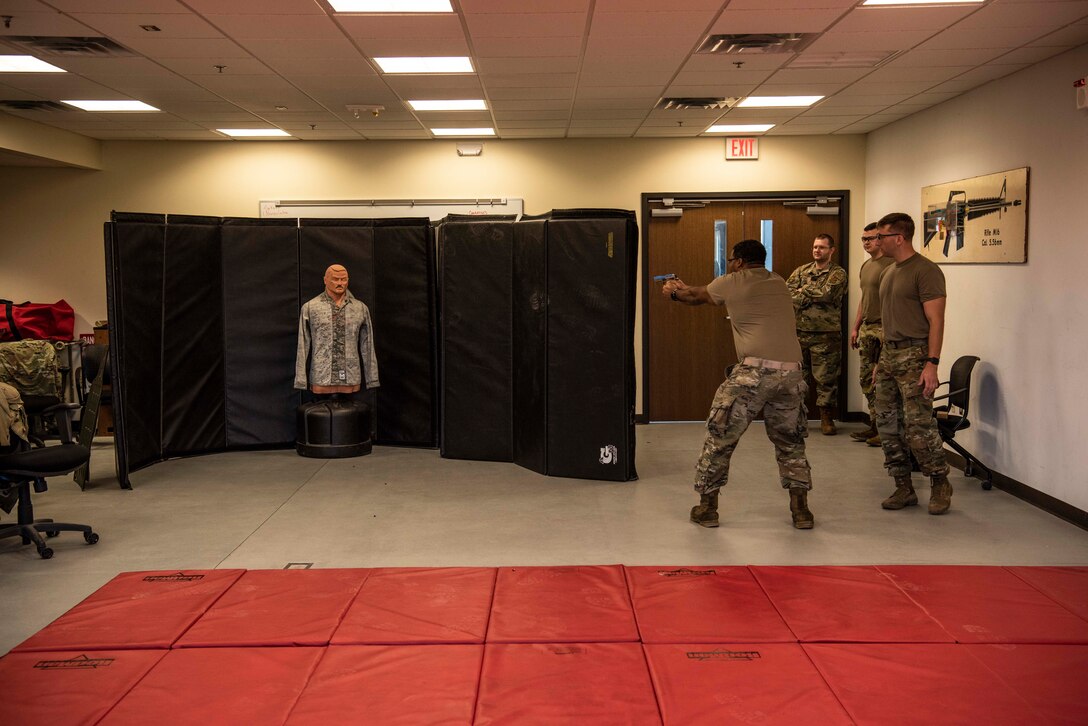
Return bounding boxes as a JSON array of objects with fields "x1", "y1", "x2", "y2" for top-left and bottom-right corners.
[
  {"x1": 920, "y1": 167, "x2": 1028, "y2": 264},
  {"x1": 725, "y1": 137, "x2": 759, "y2": 160}
]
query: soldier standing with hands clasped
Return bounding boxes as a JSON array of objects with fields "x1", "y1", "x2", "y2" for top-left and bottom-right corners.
[{"x1": 849, "y1": 223, "x2": 894, "y2": 446}]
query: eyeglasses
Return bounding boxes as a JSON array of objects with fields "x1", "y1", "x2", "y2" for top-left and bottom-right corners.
[
  {"x1": 876, "y1": 232, "x2": 901, "y2": 240},
  {"x1": 861, "y1": 236, "x2": 877, "y2": 242}
]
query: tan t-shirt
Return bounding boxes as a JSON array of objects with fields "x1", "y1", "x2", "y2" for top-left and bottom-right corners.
[
  {"x1": 859, "y1": 255, "x2": 894, "y2": 324},
  {"x1": 706, "y1": 267, "x2": 802, "y2": 363},
  {"x1": 879, "y1": 252, "x2": 946, "y2": 341}
]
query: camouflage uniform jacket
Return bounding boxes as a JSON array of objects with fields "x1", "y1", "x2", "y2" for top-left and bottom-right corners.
[
  {"x1": 294, "y1": 290, "x2": 379, "y2": 390},
  {"x1": 786, "y1": 261, "x2": 847, "y2": 332},
  {"x1": 0, "y1": 340, "x2": 62, "y2": 397},
  {"x1": 1, "y1": 381, "x2": 29, "y2": 449}
]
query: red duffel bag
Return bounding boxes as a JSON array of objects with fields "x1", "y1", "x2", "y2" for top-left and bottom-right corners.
[{"x1": 0, "y1": 299, "x2": 75, "y2": 341}]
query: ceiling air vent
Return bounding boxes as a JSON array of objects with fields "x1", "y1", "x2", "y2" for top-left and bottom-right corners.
[
  {"x1": 0, "y1": 100, "x2": 69, "y2": 112},
  {"x1": 697, "y1": 33, "x2": 813, "y2": 55},
  {"x1": 656, "y1": 97, "x2": 740, "y2": 111},
  {"x1": 4, "y1": 36, "x2": 134, "y2": 57}
]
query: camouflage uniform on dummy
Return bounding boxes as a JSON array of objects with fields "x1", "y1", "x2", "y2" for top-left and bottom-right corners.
[{"x1": 787, "y1": 260, "x2": 847, "y2": 434}]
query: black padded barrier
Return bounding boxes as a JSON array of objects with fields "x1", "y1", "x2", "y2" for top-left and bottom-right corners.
[
  {"x1": 512, "y1": 216, "x2": 548, "y2": 475},
  {"x1": 437, "y1": 215, "x2": 517, "y2": 461}
]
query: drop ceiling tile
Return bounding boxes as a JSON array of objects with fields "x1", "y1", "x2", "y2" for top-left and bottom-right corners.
[
  {"x1": 579, "y1": 71, "x2": 675, "y2": 86},
  {"x1": 473, "y1": 36, "x2": 584, "y2": 57},
  {"x1": 832, "y1": 6, "x2": 976, "y2": 33},
  {"x1": 1, "y1": 75, "x2": 123, "y2": 97},
  {"x1": 0, "y1": 12, "x2": 98, "y2": 35},
  {"x1": 568, "y1": 127, "x2": 636, "y2": 136},
  {"x1": 493, "y1": 109, "x2": 569, "y2": 120},
  {"x1": 1028, "y1": 24, "x2": 1088, "y2": 46},
  {"x1": 954, "y1": 1, "x2": 1088, "y2": 29},
  {"x1": 201, "y1": 14, "x2": 343, "y2": 39},
  {"x1": 922, "y1": 26, "x2": 1054, "y2": 50},
  {"x1": 682, "y1": 53, "x2": 791, "y2": 72},
  {"x1": 489, "y1": 98, "x2": 571, "y2": 110},
  {"x1": 726, "y1": 0, "x2": 857, "y2": 7},
  {"x1": 410, "y1": 112, "x2": 493, "y2": 124},
  {"x1": 274, "y1": 119, "x2": 352, "y2": 130},
  {"x1": 635, "y1": 127, "x2": 702, "y2": 136},
  {"x1": 347, "y1": 120, "x2": 424, "y2": 130},
  {"x1": 709, "y1": 7, "x2": 847, "y2": 33},
  {"x1": 154, "y1": 57, "x2": 272, "y2": 75},
  {"x1": 672, "y1": 69, "x2": 776, "y2": 85},
  {"x1": 884, "y1": 48, "x2": 1009, "y2": 68},
  {"x1": 787, "y1": 113, "x2": 865, "y2": 124},
  {"x1": 480, "y1": 73, "x2": 577, "y2": 87},
  {"x1": 664, "y1": 84, "x2": 761, "y2": 98},
  {"x1": 571, "y1": 99, "x2": 652, "y2": 111},
  {"x1": 258, "y1": 111, "x2": 349, "y2": 124},
  {"x1": 770, "y1": 123, "x2": 848, "y2": 134},
  {"x1": 640, "y1": 117, "x2": 719, "y2": 128},
  {"x1": 46, "y1": 56, "x2": 175, "y2": 77},
  {"x1": 595, "y1": 0, "x2": 722, "y2": 10},
  {"x1": 591, "y1": 11, "x2": 718, "y2": 38},
  {"x1": 577, "y1": 86, "x2": 661, "y2": 99},
  {"x1": 70, "y1": 12, "x2": 224, "y2": 38},
  {"x1": 862, "y1": 65, "x2": 972, "y2": 83},
  {"x1": 845, "y1": 80, "x2": 940, "y2": 95},
  {"x1": 767, "y1": 67, "x2": 873, "y2": 84},
  {"x1": 179, "y1": 113, "x2": 265, "y2": 124},
  {"x1": 718, "y1": 109, "x2": 802, "y2": 122},
  {"x1": 488, "y1": 86, "x2": 573, "y2": 100},
  {"x1": 806, "y1": 30, "x2": 934, "y2": 52},
  {"x1": 152, "y1": 130, "x2": 232, "y2": 139},
  {"x1": 288, "y1": 130, "x2": 364, "y2": 139},
  {"x1": 185, "y1": 0, "x2": 326, "y2": 14},
  {"x1": 47, "y1": 0, "x2": 189, "y2": 13},
  {"x1": 241, "y1": 37, "x2": 363, "y2": 59},
  {"x1": 262, "y1": 57, "x2": 377, "y2": 77},
  {"x1": 464, "y1": 0, "x2": 589, "y2": 11},
  {"x1": 571, "y1": 109, "x2": 647, "y2": 120},
  {"x1": 337, "y1": 14, "x2": 467, "y2": 39},
  {"x1": 357, "y1": 130, "x2": 431, "y2": 138},
  {"x1": 948, "y1": 63, "x2": 1029, "y2": 85},
  {"x1": 806, "y1": 103, "x2": 893, "y2": 114},
  {"x1": 115, "y1": 36, "x2": 249, "y2": 59},
  {"x1": 383, "y1": 76, "x2": 484, "y2": 95},
  {"x1": 355, "y1": 37, "x2": 470, "y2": 56},
  {"x1": 477, "y1": 57, "x2": 581, "y2": 74},
  {"x1": 83, "y1": 129, "x2": 159, "y2": 138},
  {"x1": 495, "y1": 119, "x2": 569, "y2": 128},
  {"x1": 569, "y1": 118, "x2": 640, "y2": 128},
  {"x1": 989, "y1": 46, "x2": 1068, "y2": 65},
  {"x1": 499, "y1": 128, "x2": 566, "y2": 137},
  {"x1": 748, "y1": 81, "x2": 844, "y2": 95},
  {"x1": 465, "y1": 12, "x2": 587, "y2": 37}
]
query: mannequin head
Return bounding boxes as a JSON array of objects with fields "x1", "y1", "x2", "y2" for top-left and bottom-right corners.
[{"x1": 324, "y1": 264, "x2": 349, "y2": 302}]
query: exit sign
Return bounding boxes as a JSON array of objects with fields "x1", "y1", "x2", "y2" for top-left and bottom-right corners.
[{"x1": 725, "y1": 137, "x2": 759, "y2": 160}]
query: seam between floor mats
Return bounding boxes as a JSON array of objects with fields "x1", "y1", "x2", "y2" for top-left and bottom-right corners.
[
  {"x1": 89, "y1": 649, "x2": 169, "y2": 726},
  {"x1": 471, "y1": 567, "x2": 501, "y2": 724},
  {"x1": 797, "y1": 643, "x2": 860, "y2": 726},
  {"x1": 872, "y1": 565, "x2": 962, "y2": 644},
  {"x1": 1003, "y1": 566, "x2": 1088, "y2": 624}
]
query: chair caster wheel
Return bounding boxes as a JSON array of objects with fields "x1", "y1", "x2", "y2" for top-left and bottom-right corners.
[
  {"x1": 39, "y1": 547, "x2": 54, "y2": 559},
  {"x1": 84, "y1": 532, "x2": 99, "y2": 545},
  {"x1": 982, "y1": 480, "x2": 992, "y2": 491}
]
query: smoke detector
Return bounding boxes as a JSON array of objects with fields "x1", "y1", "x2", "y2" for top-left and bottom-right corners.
[{"x1": 697, "y1": 33, "x2": 813, "y2": 55}]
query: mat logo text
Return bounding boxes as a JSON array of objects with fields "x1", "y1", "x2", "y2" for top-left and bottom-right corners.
[
  {"x1": 686, "y1": 649, "x2": 762, "y2": 662},
  {"x1": 599, "y1": 444, "x2": 618, "y2": 464},
  {"x1": 34, "y1": 654, "x2": 115, "y2": 670},
  {"x1": 143, "y1": 572, "x2": 205, "y2": 582}
]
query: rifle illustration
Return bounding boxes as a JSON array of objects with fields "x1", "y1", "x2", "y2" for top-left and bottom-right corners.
[{"x1": 923, "y1": 177, "x2": 1022, "y2": 257}]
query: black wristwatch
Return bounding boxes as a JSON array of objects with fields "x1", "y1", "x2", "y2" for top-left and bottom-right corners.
[
  {"x1": 670, "y1": 290, "x2": 679, "y2": 301},
  {"x1": 925, "y1": 356, "x2": 940, "y2": 365}
]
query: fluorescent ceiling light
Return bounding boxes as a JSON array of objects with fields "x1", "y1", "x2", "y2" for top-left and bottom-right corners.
[
  {"x1": 216, "y1": 128, "x2": 292, "y2": 137},
  {"x1": 863, "y1": 0, "x2": 982, "y2": 5},
  {"x1": 62, "y1": 100, "x2": 159, "y2": 112},
  {"x1": 374, "y1": 57, "x2": 473, "y2": 74},
  {"x1": 330, "y1": 0, "x2": 452, "y2": 11},
  {"x1": 0, "y1": 55, "x2": 66, "y2": 73},
  {"x1": 431, "y1": 127, "x2": 495, "y2": 136},
  {"x1": 706, "y1": 124, "x2": 775, "y2": 133},
  {"x1": 738, "y1": 96, "x2": 823, "y2": 108},
  {"x1": 409, "y1": 99, "x2": 487, "y2": 111}
]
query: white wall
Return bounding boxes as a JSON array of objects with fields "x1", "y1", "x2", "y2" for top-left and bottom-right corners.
[
  {"x1": 866, "y1": 44, "x2": 1088, "y2": 511},
  {"x1": 0, "y1": 133, "x2": 867, "y2": 416}
]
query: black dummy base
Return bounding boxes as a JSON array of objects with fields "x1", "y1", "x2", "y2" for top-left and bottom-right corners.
[{"x1": 296, "y1": 399, "x2": 373, "y2": 459}]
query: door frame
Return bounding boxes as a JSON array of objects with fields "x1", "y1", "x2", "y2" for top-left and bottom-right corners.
[{"x1": 639, "y1": 189, "x2": 851, "y2": 423}]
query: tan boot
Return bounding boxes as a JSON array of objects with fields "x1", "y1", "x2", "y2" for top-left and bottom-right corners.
[
  {"x1": 690, "y1": 490, "x2": 719, "y2": 528},
  {"x1": 882, "y1": 476, "x2": 918, "y2": 510},
  {"x1": 851, "y1": 417, "x2": 876, "y2": 441},
  {"x1": 789, "y1": 488, "x2": 814, "y2": 529},
  {"x1": 929, "y1": 475, "x2": 953, "y2": 515},
  {"x1": 820, "y1": 407, "x2": 837, "y2": 436},
  {"x1": 866, "y1": 434, "x2": 882, "y2": 447}
]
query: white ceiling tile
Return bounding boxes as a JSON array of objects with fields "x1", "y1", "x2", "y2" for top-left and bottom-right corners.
[
  {"x1": 664, "y1": 84, "x2": 761, "y2": 97},
  {"x1": 770, "y1": 123, "x2": 848, "y2": 134},
  {"x1": 1028, "y1": 24, "x2": 1088, "y2": 46},
  {"x1": 0, "y1": 12, "x2": 98, "y2": 36},
  {"x1": 672, "y1": 69, "x2": 776, "y2": 85},
  {"x1": 184, "y1": 0, "x2": 326, "y2": 14},
  {"x1": 358, "y1": 129, "x2": 431, "y2": 138},
  {"x1": 355, "y1": 37, "x2": 470, "y2": 56},
  {"x1": 383, "y1": 76, "x2": 484, "y2": 95},
  {"x1": 493, "y1": 109, "x2": 568, "y2": 120},
  {"x1": 922, "y1": 26, "x2": 1055, "y2": 50},
  {"x1": 948, "y1": 63, "x2": 1028, "y2": 85},
  {"x1": 989, "y1": 46, "x2": 1068, "y2": 65},
  {"x1": 201, "y1": 14, "x2": 342, "y2": 39},
  {"x1": 463, "y1": 0, "x2": 590, "y2": 11},
  {"x1": 954, "y1": 1, "x2": 1088, "y2": 30},
  {"x1": 114, "y1": 36, "x2": 249, "y2": 59},
  {"x1": 727, "y1": 0, "x2": 857, "y2": 7},
  {"x1": 806, "y1": 30, "x2": 934, "y2": 53},
  {"x1": 808, "y1": 102, "x2": 895, "y2": 114},
  {"x1": 473, "y1": 36, "x2": 584, "y2": 57},
  {"x1": 709, "y1": 7, "x2": 847, "y2": 33},
  {"x1": 831, "y1": 6, "x2": 976, "y2": 33},
  {"x1": 477, "y1": 57, "x2": 581, "y2": 74},
  {"x1": 569, "y1": 119, "x2": 640, "y2": 129},
  {"x1": 242, "y1": 37, "x2": 363, "y2": 60},
  {"x1": 572, "y1": 109, "x2": 647, "y2": 120},
  {"x1": 767, "y1": 67, "x2": 872, "y2": 83},
  {"x1": 290, "y1": 130, "x2": 365, "y2": 139},
  {"x1": 575, "y1": 86, "x2": 661, "y2": 99},
  {"x1": 862, "y1": 65, "x2": 972, "y2": 83},
  {"x1": 845, "y1": 80, "x2": 941, "y2": 95},
  {"x1": 348, "y1": 120, "x2": 424, "y2": 130},
  {"x1": 635, "y1": 127, "x2": 702, "y2": 136},
  {"x1": 496, "y1": 119, "x2": 569, "y2": 128},
  {"x1": 264, "y1": 57, "x2": 377, "y2": 77},
  {"x1": 568, "y1": 127, "x2": 635, "y2": 136},
  {"x1": 488, "y1": 86, "x2": 573, "y2": 100},
  {"x1": 885, "y1": 48, "x2": 1009, "y2": 68},
  {"x1": 465, "y1": 12, "x2": 587, "y2": 37},
  {"x1": 337, "y1": 14, "x2": 465, "y2": 39},
  {"x1": 46, "y1": 56, "x2": 176, "y2": 76},
  {"x1": 719, "y1": 109, "x2": 802, "y2": 122},
  {"x1": 579, "y1": 72, "x2": 675, "y2": 86},
  {"x1": 70, "y1": 13, "x2": 224, "y2": 38},
  {"x1": 595, "y1": 0, "x2": 722, "y2": 10},
  {"x1": 591, "y1": 11, "x2": 717, "y2": 38},
  {"x1": 570, "y1": 99, "x2": 652, "y2": 111},
  {"x1": 481, "y1": 73, "x2": 577, "y2": 87},
  {"x1": 748, "y1": 81, "x2": 844, "y2": 94},
  {"x1": 499, "y1": 128, "x2": 566, "y2": 137},
  {"x1": 646, "y1": 107, "x2": 733, "y2": 120},
  {"x1": 155, "y1": 57, "x2": 271, "y2": 75},
  {"x1": 0, "y1": 75, "x2": 122, "y2": 97},
  {"x1": 682, "y1": 53, "x2": 791, "y2": 71},
  {"x1": 787, "y1": 113, "x2": 864, "y2": 124},
  {"x1": 489, "y1": 99, "x2": 571, "y2": 111},
  {"x1": 47, "y1": 0, "x2": 190, "y2": 12}
]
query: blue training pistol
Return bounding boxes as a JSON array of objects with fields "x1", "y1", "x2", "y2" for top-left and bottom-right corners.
[{"x1": 653, "y1": 274, "x2": 677, "y2": 282}]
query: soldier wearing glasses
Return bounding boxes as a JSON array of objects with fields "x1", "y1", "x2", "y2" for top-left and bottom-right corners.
[
  {"x1": 849, "y1": 222, "x2": 894, "y2": 446},
  {"x1": 871, "y1": 212, "x2": 953, "y2": 514}
]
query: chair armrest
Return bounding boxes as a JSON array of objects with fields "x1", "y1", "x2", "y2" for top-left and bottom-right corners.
[{"x1": 932, "y1": 387, "x2": 966, "y2": 402}]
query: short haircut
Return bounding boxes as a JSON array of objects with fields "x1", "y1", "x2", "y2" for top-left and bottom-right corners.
[
  {"x1": 815, "y1": 233, "x2": 835, "y2": 247},
  {"x1": 863, "y1": 222, "x2": 878, "y2": 231},
  {"x1": 877, "y1": 212, "x2": 915, "y2": 240},
  {"x1": 732, "y1": 238, "x2": 767, "y2": 265}
]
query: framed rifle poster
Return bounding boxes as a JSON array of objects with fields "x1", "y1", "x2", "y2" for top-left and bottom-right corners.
[{"x1": 920, "y1": 166, "x2": 1028, "y2": 264}]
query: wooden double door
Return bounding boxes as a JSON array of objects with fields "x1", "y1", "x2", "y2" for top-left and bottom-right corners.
[{"x1": 647, "y1": 199, "x2": 845, "y2": 421}]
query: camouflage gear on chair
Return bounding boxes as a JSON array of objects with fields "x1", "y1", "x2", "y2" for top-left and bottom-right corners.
[
  {"x1": 874, "y1": 344, "x2": 950, "y2": 479},
  {"x1": 857, "y1": 321, "x2": 883, "y2": 421},
  {"x1": 0, "y1": 340, "x2": 61, "y2": 397},
  {"x1": 796, "y1": 329, "x2": 842, "y2": 408},
  {"x1": 787, "y1": 262, "x2": 847, "y2": 332},
  {"x1": 1, "y1": 381, "x2": 29, "y2": 449},
  {"x1": 695, "y1": 365, "x2": 811, "y2": 494}
]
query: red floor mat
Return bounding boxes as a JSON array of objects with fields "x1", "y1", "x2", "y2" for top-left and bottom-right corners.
[
  {"x1": 14, "y1": 569, "x2": 244, "y2": 652},
  {"x1": 750, "y1": 566, "x2": 952, "y2": 642},
  {"x1": 99, "y1": 647, "x2": 324, "y2": 725},
  {"x1": 286, "y1": 645, "x2": 483, "y2": 724},
  {"x1": 0, "y1": 649, "x2": 165, "y2": 725},
  {"x1": 644, "y1": 643, "x2": 851, "y2": 725},
  {"x1": 804, "y1": 643, "x2": 1045, "y2": 725},
  {"x1": 1006, "y1": 566, "x2": 1088, "y2": 621},
  {"x1": 487, "y1": 565, "x2": 639, "y2": 643},
  {"x1": 475, "y1": 643, "x2": 661, "y2": 725},
  {"x1": 331, "y1": 567, "x2": 495, "y2": 644},
  {"x1": 174, "y1": 569, "x2": 370, "y2": 648},
  {"x1": 879, "y1": 565, "x2": 1088, "y2": 643},
  {"x1": 967, "y1": 644, "x2": 1088, "y2": 726},
  {"x1": 625, "y1": 566, "x2": 794, "y2": 643}
]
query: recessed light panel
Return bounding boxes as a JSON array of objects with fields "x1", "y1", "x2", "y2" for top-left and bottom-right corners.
[
  {"x1": 706, "y1": 124, "x2": 775, "y2": 133},
  {"x1": 409, "y1": 99, "x2": 487, "y2": 111},
  {"x1": 738, "y1": 96, "x2": 823, "y2": 108},
  {"x1": 374, "y1": 57, "x2": 473, "y2": 74},
  {"x1": 330, "y1": 0, "x2": 452, "y2": 11},
  {"x1": 431, "y1": 127, "x2": 495, "y2": 136},
  {"x1": 216, "y1": 128, "x2": 292, "y2": 137},
  {"x1": 62, "y1": 100, "x2": 159, "y2": 111},
  {"x1": 0, "y1": 55, "x2": 66, "y2": 73}
]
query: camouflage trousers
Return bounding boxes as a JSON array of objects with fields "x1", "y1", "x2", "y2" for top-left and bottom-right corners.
[
  {"x1": 694, "y1": 365, "x2": 812, "y2": 494},
  {"x1": 797, "y1": 330, "x2": 841, "y2": 408},
  {"x1": 874, "y1": 344, "x2": 950, "y2": 478},
  {"x1": 857, "y1": 322, "x2": 883, "y2": 421}
]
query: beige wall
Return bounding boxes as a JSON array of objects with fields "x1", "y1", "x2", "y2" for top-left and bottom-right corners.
[{"x1": 0, "y1": 133, "x2": 867, "y2": 414}]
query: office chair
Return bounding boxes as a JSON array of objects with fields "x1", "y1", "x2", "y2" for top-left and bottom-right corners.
[
  {"x1": 0, "y1": 442, "x2": 98, "y2": 559},
  {"x1": 76, "y1": 344, "x2": 110, "y2": 408},
  {"x1": 933, "y1": 355, "x2": 994, "y2": 490},
  {"x1": 0, "y1": 340, "x2": 79, "y2": 447}
]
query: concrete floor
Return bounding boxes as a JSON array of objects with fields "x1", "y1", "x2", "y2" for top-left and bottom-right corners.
[{"x1": 2, "y1": 422, "x2": 1087, "y2": 656}]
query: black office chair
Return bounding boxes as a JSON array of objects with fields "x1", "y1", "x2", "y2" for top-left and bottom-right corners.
[
  {"x1": 933, "y1": 355, "x2": 993, "y2": 489},
  {"x1": 0, "y1": 442, "x2": 99, "y2": 559},
  {"x1": 0, "y1": 340, "x2": 79, "y2": 447},
  {"x1": 76, "y1": 344, "x2": 110, "y2": 408}
]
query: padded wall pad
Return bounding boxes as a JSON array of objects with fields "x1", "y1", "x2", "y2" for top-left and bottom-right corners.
[
  {"x1": 750, "y1": 566, "x2": 952, "y2": 643},
  {"x1": 14, "y1": 569, "x2": 245, "y2": 652},
  {"x1": 511, "y1": 218, "x2": 548, "y2": 474},
  {"x1": 967, "y1": 644, "x2": 1088, "y2": 725},
  {"x1": 438, "y1": 218, "x2": 515, "y2": 461},
  {"x1": 373, "y1": 220, "x2": 438, "y2": 446},
  {"x1": 162, "y1": 217, "x2": 226, "y2": 455},
  {"x1": 644, "y1": 643, "x2": 852, "y2": 725},
  {"x1": 878, "y1": 565, "x2": 1088, "y2": 643},
  {"x1": 1006, "y1": 566, "x2": 1088, "y2": 621},
  {"x1": 487, "y1": 565, "x2": 638, "y2": 642},
  {"x1": 100, "y1": 647, "x2": 324, "y2": 726},
  {"x1": 546, "y1": 214, "x2": 637, "y2": 481},
  {"x1": 221, "y1": 218, "x2": 301, "y2": 446},
  {"x1": 332, "y1": 567, "x2": 495, "y2": 644},
  {"x1": 286, "y1": 645, "x2": 483, "y2": 725},
  {"x1": 804, "y1": 643, "x2": 1045, "y2": 725},
  {"x1": 175, "y1": 569, "x2": 370, "y2": 648},
  {"x1": 0, "y1": 649, "x2": 166, "y2": 725},
  {"x1": 476, "y1": 643, "x2": 661, "y2": 725},
  {"x1": 106, "y1": 216, "x2": 165, "y2": 471},
  {"x1": 298, "y1": 220, "x2": 376, "y2": 305},
  {"x1": 626, "y1": 566, "x2": 794, "y2": 643}
]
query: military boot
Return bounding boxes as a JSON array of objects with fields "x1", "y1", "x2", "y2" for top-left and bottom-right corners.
[
  {"x1": 690, "y1": 490, "x2": 719, "y2": 528},
  {"x1": 850, "y1": 417, "x2": 877, "y2": 441},
  {"x1": 789, "y1": 488, "x2": 814, "y2": 529},
  {"x1": 881, "y1": 476, "x2": 918, "y2": 510},
  {"x1": 866, "y1": 434, "x2": 882, "y2": 447},
  {"x1": 820, "y1": 408, "x2": 837, "y2": 436},
  {"x1": 929, "y1": 475, "x2": 953, "y2": 515}
]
